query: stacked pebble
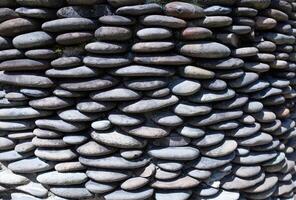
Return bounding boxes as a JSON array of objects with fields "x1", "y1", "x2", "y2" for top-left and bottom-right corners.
[{"x1": 0, "y1": 0, "x2": 296, "y2": 199}]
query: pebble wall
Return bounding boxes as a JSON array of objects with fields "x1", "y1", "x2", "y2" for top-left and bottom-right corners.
[{"x1": 0, "y1": 0, "x2": 296, "y2": 199}]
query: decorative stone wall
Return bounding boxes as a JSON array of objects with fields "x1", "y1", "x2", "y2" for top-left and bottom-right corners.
[{"x1": 0, "y1": 0, "x2": 296, "y2": 199}]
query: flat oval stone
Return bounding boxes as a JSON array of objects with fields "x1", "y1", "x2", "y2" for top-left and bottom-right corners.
[
  {"x1": 244, "y1": 175, "x2": 278, "y2": 193},
  {"x1": 0, "y1": 72, "x2": 53, "y2": 88},
  {"x1": 132, "y1": 42, "x2": 174, "y2": 53},
  {"x1": 151, "y1": 176, "x2": 200, "y2": 189},
  {"x1": 181, "y1": 27, "x2": 213, "y2": 40},
  {"x1": 134, "y1": 55, "x2": 192, "y2": 66},
  {"x1": 204, "y1": 5, "x2": 232, "y2": 15},
  {"x1": 194, "y1": 153, "x2": 235, "y2": 170},
  {"x1": 83, "y1": 56, "x2": 131, "y2": 68},
  {"x1": 116, "y1": 3, "x2": 162, "y2": 16},
  {"x1": 77, "y1": 100, "x2": 115, "y2": 113},
  {"x1": 91, "y1": 120, "x2": 111, "y2": 130},
  {"x1": 198, "y1": 58, "x2": 244, "y2": 70},
  {"x1": 124, "y1": 78, "x2": 167, "y2": 91},
  {"x1": 188, "y1": 169, "x2": 211, "y2": 180},
  {"x1": 25, "y1": 49, "x2": 56, "y2": 59},
  {"x1": 122, "y1": 123, "x2": 170, "y2": 138},
  {"x1": 108, "y1": 113, "x2": 143, "y2": 126},
  {"x1": 77, "y1": 141, "x2": 114, "y2": 156},
  {"x1": 180, "y1": 42, "x2": 231, "y2": 58},
  {"x1": 42, "y1": 18, "x2": 96, "y2": 32},
  {"x1": 60, "y1": 77, "x2": 116, "y2": 91},
  {"x1": 140, "y1": 15, "x2": 187, "y2": 28},
  {"x1": 0, "y1": 137, "x2": 14, "y2": 150},
  {"x1": 15, "y1": 182, "x2": 48, "y2": 198},
  {"x1": 234, "y1": 151, "x2": 277, "y2": 165},
  {"x1": 56, "y1": 32, "x2": 93, "y2": 45},
  {"x1": 203, "y1": 79, "x2": 227, "y2": 91},
  {"x1": 85, "y1": 42, "x2": 127, "y2": 54},
  {"x1": 95, "y1": 26, "x2": 132, "y2": 41},
  {"x1": 13, "y1": 31, "x2": 54, "y2": 49},
  {"x1": 0, "y1": 107, "x2": 51, "y2": 120},
  {"x1": 229, "y1": 123, "x2": 261, "y2": 137},
  {"x1": 170, "y1": 78, "x2": 200, "y2": 96},
  {"x1": 155, "y1": 169, "x2": 180, "y2": 180},
  {"x1": 111, "y1": 65, "x2": 174, "y2": 77},
  {"x1": 79, "y1": 155, "x2": 149, "y2": 169},
  {"x1": 177, "y1": 126, "x2": 205, "y2": 138},
  {"x1": 58, "y1": 109, "x2": 98, "y2": 122},
  {"x1": 238, "y1": 132, "x2": 273, "y2": 147},
  {"x1": 0, "y1": 59, "x2": 49, "y2": 71},
  {"x1": 0, "y1": 170, "x2": 29, "y2": 185},
  {"x1": 179, "y1": 65, "x2": 215, "y2": 79},
  {"x1": 0, "y1": 120, "x2": 35, "y2": 131},
  {"x1": 155, "y1": 190, "x2": 192, "y2": 200},
  {"x1": 119, "y1": 95, "x2": 179, "y2": 113},
  {"x1": 87, "y1": 169, "x2": 130, "y2": 183},
  {"x1": 189, "y1": 88, "x2": 235, "y2": 103},
  {"x1": 201, "y1": 140, "x2": 238, "y2": 157},
  {"x1": 0, "y1": 18, "x2": 38, "y2": 37},
  {"x1": 229, "y1": 72, "x2": 259, "y2": 88},
  {"x1": 46, "y1": 66, "x2": 98, "y2": 78},
  {"x1": 165, "y1": 2, "x2": 204, "y2": 19},
  {"x1": 121, "y1": 177, "x2": 149, "y2": 190},
  {"x1": 137, "y1": 28, "x2": 172, "y2": 40},
  {"x1": 35, "y1": 119, "x2": 86, "y2": 133},
  {"x1": 0, "y1": 8, "x2": 18, "y2": 23},
  {"x1": 55, "y1": 161, "x2": 86, "y2": 172},
  {"x1": 148, "y1": 147, "x2": 199, "y2": 161},
  {"x1": 15, "y1": 7, "x2": 56, "y2": 19},
  {"x1": 192, "y1": 16, "x2": 232, "y2": 28},
  {"x1": 29, "y1": 96, "x2": 73, "y2": 110},
  {"x1": 192, "y1": 131, "x2": 225, "y2": 147},
  {"x1": 63, "y1": 135, "x2": 88, "y2": 145},
  {"x1": 91, "y1": 129, "x2": 146, "y2": 149},
  {"x1": 50, "y1": 187, "x2": 93, "y2": 199},
  {"x1": 174, "y1": 102, "x2": 212, "y2": 116},
  {"x1": 35, "y1": 148, "x2": 77, "y2": 161},
  {"x1": 234, "y1": 166, "x2": 261, "y2": 178},
  {"x1": 91, "y1": 88, "x2": 140, "y2": 101},
  {"x1": 8, "y1": 157, "x2": 53, "y2": 173},
  {"x1": 37, "y1": 171, "x2": 87, "y2": 186},
  {"x1": 51, "y1": 57, "x2": 81, "y2": 68},
  {"x1": 99, "y1": 15, "x2": 134, "y2": 26},
  {"x1": 85, "y1": 180, "x2": 116, "y2": 194},
  {"x1": 104, "y1": 189, "x2": 153, "y2": 200},
  {"x1": 0, "y1": 49, "x2": 23, "y2": 61}
]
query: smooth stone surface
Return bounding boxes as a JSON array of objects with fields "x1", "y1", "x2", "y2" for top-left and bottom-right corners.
[
  {"x1": 119, "y1": 95, "x2": 179, "y2": 113},
  {"x1": 148, "y1": 147, "x2": 199, "y2": 161},
  {"x1": 77, "y1": 141, "x2": 114, "y2": 156},
  {"x1": 140, "y1": 15, "x2": 187, "y2": 28},
  {"x1": 37, "y1": 171, "x2": 87, "y2": 186},
  {"x1": 13, "y1": 31, "x2": 54, "y2": 49},
  {"x1": 104, "y1": 189, "x2": 154, "y2": 200},
  {"x1": 0, "y1": 72, "x2": 54, "y2": 88},
  {"x1": 0, "y1": 18, "x2": 38, "y2": 37},
  {"x1": 0, "y1": 170, "x2": 29, "y2": 185},
  {"x1": 79, "y1": 155, "x2": 149, "y2": 169},
  {"x1": 137, "y1": 28, "x2": 172, "y2": 40},
  {"x1": 180, "y1": 42, "x2": 231, "y2": 58},
  {"x1": 42, "y1": 18, "x2": 96, "y2": 32},
  {"x1": 91, "y1": 129, "x2": 146, "y2": 149},
  {"x1": 165, "y1": 2, "x2": 204, "y2": 19}
]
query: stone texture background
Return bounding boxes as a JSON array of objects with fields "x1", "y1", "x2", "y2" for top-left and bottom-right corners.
[{"x1": 0, "y1": 0, "x2": 296, "y2": 199}]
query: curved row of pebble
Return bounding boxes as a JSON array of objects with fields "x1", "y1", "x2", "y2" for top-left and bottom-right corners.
[{"x1": 0, "y1": 0, "x2": 296, "y2": 199}]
